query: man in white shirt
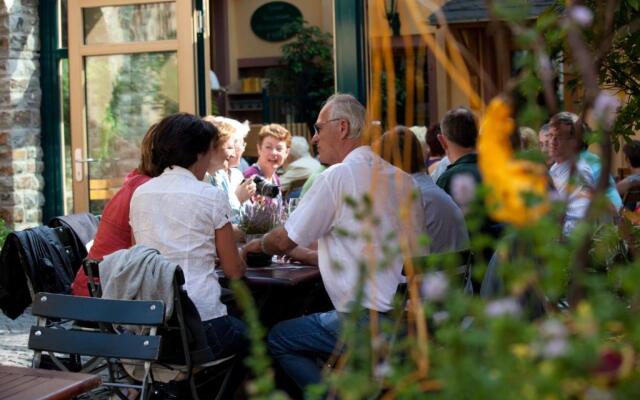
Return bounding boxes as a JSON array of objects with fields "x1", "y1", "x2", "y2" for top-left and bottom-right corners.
[
  {"x1": 547, "y1": 112, "x2": 596, "y2": 236},
  {"x1": 242, "y1": 94, "x2": 424, "y2": 390}
]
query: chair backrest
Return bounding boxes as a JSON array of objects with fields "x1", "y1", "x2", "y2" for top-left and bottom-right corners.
[
  {"x1": 78, "y1": 257, "x2": 224, "y2": 400},
  {"x1": 82, "y1": 258, "x2": 102, "y2": 297},
  {"x1": 29, "y1": 293, "x2": 164, "y2": 359},
  {"x1": 28, "y1": 292, "x2": 165, "y2": 399}
]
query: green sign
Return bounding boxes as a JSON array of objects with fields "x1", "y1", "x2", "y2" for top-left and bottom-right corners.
[{"x1": 250, "y1": 2, "x2": 302, "y2": 42}]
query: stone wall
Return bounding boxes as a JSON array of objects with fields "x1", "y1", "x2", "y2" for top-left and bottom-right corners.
[{"x1": 0, "y1": 0, "x2": 43, "y2": 230}]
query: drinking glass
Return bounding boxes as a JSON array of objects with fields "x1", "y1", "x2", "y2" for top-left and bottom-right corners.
[{"x1": 288, "y1": 198, "x2": 301, "y2": 215}]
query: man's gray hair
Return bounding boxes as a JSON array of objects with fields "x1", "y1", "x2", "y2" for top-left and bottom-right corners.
[
  {"x1": 550, "y1": 111, "x2": 579, "y2": 137},
  {"x1": 539, "y1": 123, "x2": 551, "y2": 134},
  {"x1": 325, "y1": 93, "x2": 366, "y2": 139},
  {"x1": 289, "y1": 136, "x2": 311, "y2": 162}
]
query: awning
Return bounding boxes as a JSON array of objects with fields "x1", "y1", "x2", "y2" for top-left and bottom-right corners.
[{"x1": 428, "y1": 0, "x2": 556, "y2": 25}]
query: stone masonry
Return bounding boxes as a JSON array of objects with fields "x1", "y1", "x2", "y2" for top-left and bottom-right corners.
[{"x1": 0, "y1": 0, "x2": 44, "y2": 231}]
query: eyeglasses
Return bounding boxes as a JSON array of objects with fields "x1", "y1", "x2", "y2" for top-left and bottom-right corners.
[{"x1": 313, "y1": 118, "x2": 342, "y2": 134}]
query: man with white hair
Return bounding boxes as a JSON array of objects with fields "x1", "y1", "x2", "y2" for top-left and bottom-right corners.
[
  {"x1": 242, "y1": 93, "x2": 424, "y2": 390},
  {"x1": 279, "y1": 136, "x2": 321, "y2": 194},
  {"x1": 547, "y1": 112, "x2": 596, "y2": 236}
]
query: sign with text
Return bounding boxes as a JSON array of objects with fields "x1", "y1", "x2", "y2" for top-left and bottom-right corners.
[{"x1": 250, "y1": 2, "x2": 302, "y2": 42}]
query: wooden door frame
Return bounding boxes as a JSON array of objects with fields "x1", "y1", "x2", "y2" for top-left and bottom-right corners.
[{"x1": 67, "y1": 0, "x2": 198, "y2": 212}]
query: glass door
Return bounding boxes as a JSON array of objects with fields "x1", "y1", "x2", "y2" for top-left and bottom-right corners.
[{"x1": 68, "y1": 0, "x2": 204, "y2": 213}]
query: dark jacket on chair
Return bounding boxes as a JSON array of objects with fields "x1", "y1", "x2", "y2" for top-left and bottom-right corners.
[{"x1": 0, "y1": 227, "x2": 76, "y2": 318}]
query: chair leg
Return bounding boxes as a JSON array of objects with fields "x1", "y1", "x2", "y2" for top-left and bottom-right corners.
[
  {"x1": 189, "y1": 375, "x2": 200, "y2": 400},
  {"x1": 139, "y1": 361, "x2": 152, "y2": 400},
  {"x1": 214, "y1": 360, "x2": 237, "y2": 400}
]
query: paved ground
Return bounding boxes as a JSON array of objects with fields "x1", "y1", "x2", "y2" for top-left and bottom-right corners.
[
  {"x1": 1, "y1": 310, "x2": 121, "y2": 399},
  {"x1": 0, "y1": 309, "x2": 35, "y2": 367}
]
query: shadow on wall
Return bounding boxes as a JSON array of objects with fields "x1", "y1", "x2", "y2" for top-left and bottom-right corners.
[{"x1": 0, "y1": 1, "x2": 44, "y2": 228}]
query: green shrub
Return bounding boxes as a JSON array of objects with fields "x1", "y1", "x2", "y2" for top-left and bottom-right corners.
[{"x1": 0, "y1": 218, "x2": 10, "y2": 249}]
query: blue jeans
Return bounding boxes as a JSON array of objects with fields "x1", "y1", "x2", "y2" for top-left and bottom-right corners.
[
  {"x1": 267, "y1": 311, "x2": 344, "y2": 390},
  {"x1": 202, "y1": 315, "x2": 249, "y2": 360}
]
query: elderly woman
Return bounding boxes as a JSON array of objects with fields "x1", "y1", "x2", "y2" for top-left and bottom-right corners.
[
  {"x1": 243, "y1": 123, "x2": 291, "y2": 204},
  {"x1": 204, "y1": 117, "x2": 256, "y2": 222},
  {"x1": 129, "y1": 113, "x2": 248, "y2": 362}
]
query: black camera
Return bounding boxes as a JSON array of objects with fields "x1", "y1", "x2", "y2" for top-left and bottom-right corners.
[{"x1": 253, "y1": 175, "x2": 280, "y2": 198}]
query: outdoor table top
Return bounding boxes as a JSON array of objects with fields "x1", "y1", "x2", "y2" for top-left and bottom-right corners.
[
  {"x1": 0, "y1": 365, "x2": 101, "y2": 400},
  {"x1": 218, "y1": 262, "x2": 320, "y2": 287}
]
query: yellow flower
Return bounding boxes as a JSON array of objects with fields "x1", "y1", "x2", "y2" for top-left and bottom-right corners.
[{"x1": 478, "y1": 98, "x2": 549, "y2": 226}]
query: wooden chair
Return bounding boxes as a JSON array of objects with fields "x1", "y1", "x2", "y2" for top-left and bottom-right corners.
[{"x1": 29, "y1": 292, "x2": 165, "y2": 400}]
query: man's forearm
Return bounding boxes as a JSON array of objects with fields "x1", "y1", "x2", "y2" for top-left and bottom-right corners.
[{"x1": 262, "y1": 226, "x2": 297, "y2": 255}]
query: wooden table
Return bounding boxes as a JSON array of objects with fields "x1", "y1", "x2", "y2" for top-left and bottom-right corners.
[
  {"x1": 218, "y1": 262, "x2": 330, "y2": 327},
  {"x1": 218, "y1": 262, "x2": 321, "y2": 287},
  {"x1": 0, "y1": 365, "x2": 101, "y2": 400}
]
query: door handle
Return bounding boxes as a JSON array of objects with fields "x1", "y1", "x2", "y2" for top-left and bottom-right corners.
[{"x1": 74, "y1": 148, "x2": 95, "y2": 182}]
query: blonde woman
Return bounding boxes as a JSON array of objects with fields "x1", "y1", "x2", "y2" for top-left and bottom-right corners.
[{"x1": 204, "y1": 117, "x2": 256, "y2": 222}]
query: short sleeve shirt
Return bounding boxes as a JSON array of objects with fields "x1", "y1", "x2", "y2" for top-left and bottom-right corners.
[
  {"x1": 285, "y1": 146, "x2": 425, "y2": 313},
  {"x1": 550, "y1": 159, "x2": 595, "y2": 236},
  {"x1": 71, "y1": 169, "x2": 150, "y2": 297},
  {"x1": 130, "y1": 166, "x2": 232, "y2": 321}
]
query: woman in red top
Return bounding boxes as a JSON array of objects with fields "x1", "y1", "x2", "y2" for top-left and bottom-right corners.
[{"x1": 71, "y1": 124, "x2": 159, "y2": 296}]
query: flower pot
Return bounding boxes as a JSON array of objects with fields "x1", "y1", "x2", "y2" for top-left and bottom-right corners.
[{"x1": 246, "y1": 251, "x2": 273, "y2": 268}]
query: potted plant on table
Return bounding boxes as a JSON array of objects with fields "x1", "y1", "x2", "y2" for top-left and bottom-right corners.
[{"x1": 238, "y1": 202, "x2": 285, "y2": 267}]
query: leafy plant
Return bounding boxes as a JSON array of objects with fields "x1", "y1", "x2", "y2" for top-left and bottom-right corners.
[
  {"x1": 229, "y1": 1, "x2": 640, "y2": 399},
  {"x1": 265, "y1": 19, "x2": 334, "y2": 130},
  {"x1": 238, "y1": 202, "x2": 285, "y2": 235},
  {"x1": 0, "y1": 218, "x2": 10, "y2": 248}
]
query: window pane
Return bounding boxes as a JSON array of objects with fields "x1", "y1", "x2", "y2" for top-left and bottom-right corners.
[
  {"x1": 83, "y1": 3, "x2": 177, "y2": 45},
  {"x1": 60, "y1": 58, "x2": 72, "y2": 214},
  {"x1": 84, "y1": 52, "x2": 179, "y2": 213},
  {"x1": 59, "y1": 0, "x2": 68, "y2": 48}
]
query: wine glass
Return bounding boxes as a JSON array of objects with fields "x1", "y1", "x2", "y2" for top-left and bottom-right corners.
[{"x1": 287, "y1": 198, "x2": 301, "y2": 215}]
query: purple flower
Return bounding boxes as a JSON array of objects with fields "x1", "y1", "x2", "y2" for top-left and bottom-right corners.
[
  {"x1": 540, "y1": 319, "x2": 567, "y2": 338},
  {"x1": 485, "y1": 298, "x2": 521, "y2": 318},
  {"x1": 569, "y1": 6, "x2": 594, "y2": 27},
  {"x1": 239, "y1": 202, "x2": 284, "y2": 234},
  {"x1": 374, "y1": 361, "x2": 391, "y2": 380},
  {"x1": 540, "y1": 337, "x2": 569, "y2": 358},
  {"x1": 432, "y1": 311, "x2": 450, "y2": 325},
  {"x1": 450, "y1": 173, "x2": 476, "y2": 213},
  {"x1": 421, "y1": 271, "x2": 449, "y2": 301},
  {"x1": 593, "y1": 92, "x2": 620, "y2": 130}
]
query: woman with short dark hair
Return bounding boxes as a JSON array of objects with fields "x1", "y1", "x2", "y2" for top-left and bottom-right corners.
[{"x1": 130, "y1": 113, "x2": 248, "y2": 363}]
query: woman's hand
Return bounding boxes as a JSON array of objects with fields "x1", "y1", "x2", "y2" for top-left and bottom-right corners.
[{"x1": 235, "y1": 179, "x2": 256, "y2": 203}]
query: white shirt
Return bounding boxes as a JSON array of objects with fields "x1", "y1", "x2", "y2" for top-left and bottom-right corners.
[
  {"x1": 549, "y1": 159, "x2": 595, "y2": 236},
  {"x1": 130, "y1": 166, "x2": 232, "y2": 321},
  {"x1": 430, "y1": 155, "x2": 450, "y2": 182},
  {"x1": 285, "y1": 146, "x2": 425, "y2": 313},
  {"x1": 228, "y1": 168, "x2": 244, "y2": 193}
]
